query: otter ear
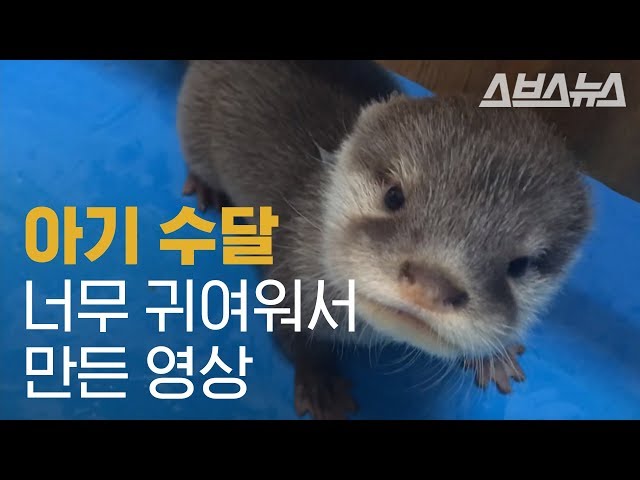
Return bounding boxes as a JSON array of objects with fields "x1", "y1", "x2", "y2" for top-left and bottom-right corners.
[
  {"x1": 315, "y1": 142, "x2": 337, "y2": 164},
  {"x1": 357, "y1": 92, "x2": 405, "y2": 125}
]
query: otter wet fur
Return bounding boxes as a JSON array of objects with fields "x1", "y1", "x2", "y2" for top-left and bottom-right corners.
[{"x1": 176, "y1": 60, "x2": 593, "y2": 420}]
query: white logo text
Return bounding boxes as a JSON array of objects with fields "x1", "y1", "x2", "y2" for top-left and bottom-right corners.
[{"x1": 479, "y1": 73, "x2": 626, "y2": 108}]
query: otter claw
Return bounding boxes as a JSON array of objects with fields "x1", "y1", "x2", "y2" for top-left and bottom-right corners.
[
  {"x1": 464, "y1": 344, "x2": 526, "y2": 394},
  {"x1": 182, "y1": 173, "x2": 230, "y2": 212}
]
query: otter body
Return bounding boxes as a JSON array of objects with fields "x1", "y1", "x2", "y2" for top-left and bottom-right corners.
[
  {"x1": 177, "y1": 60, "x2": 399, "y2": 217},
  {"x1": 177, "y1": 60, "x2": 592, "y2": 419}
]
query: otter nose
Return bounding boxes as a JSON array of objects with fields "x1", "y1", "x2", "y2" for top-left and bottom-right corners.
[{"x1": 399, "y1": 261, "x2": 469, "y2": 310}]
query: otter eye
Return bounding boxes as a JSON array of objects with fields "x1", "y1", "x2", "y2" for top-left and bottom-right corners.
[
  {"x1": 507, "y1": 256, "x2": 530, "y2": 278},
  {"x1": 384, "y1": 186, "x2": 405, "y2": 211}
]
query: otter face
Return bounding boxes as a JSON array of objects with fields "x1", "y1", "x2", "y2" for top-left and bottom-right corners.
[{"x1": 320, "y1": 95, "x2": 593, "y2": 360}]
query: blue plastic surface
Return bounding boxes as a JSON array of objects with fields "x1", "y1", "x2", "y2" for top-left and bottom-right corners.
[{"x1": 1, "y1": 60, "x2": 639, "y2": 420}]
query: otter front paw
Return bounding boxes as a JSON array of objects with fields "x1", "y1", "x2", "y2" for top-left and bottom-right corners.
[
  {"x1": 464, "y1": 344, "x2": 526, "y2": 394},
  {"x1": 182, "y1": 172, "x2": 230, "y2": 212},
  {"x1": 294, "y1": 366, "x2": 357, "y2": 420}
]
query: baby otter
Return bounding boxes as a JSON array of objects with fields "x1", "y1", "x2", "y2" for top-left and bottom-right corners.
[{"x1": 176, "y1": 60, "x2": 593, "y2": 419}]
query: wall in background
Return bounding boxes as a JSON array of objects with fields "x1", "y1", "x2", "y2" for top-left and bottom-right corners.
[{"x1": 377, "y1": 60, "x2": 640, "y2": 202}]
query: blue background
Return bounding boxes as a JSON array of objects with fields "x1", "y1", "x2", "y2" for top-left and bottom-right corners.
[{"x1": 1, "y1": 60, "x2": 639, "y2": 420}]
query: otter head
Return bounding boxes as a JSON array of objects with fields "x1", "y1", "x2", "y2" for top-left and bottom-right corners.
[{"x1": 319, "y1": 94, "x2": 593, "y2": 360}]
